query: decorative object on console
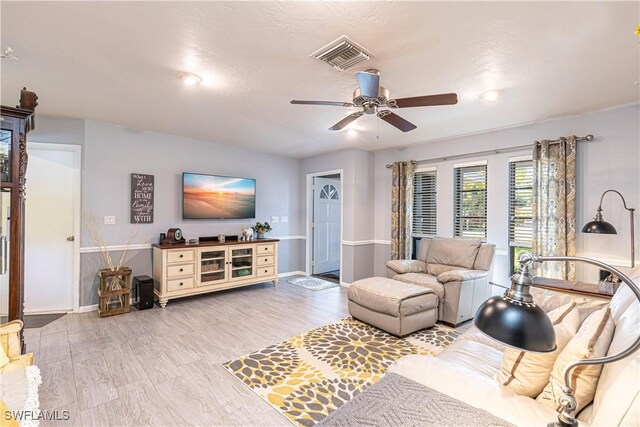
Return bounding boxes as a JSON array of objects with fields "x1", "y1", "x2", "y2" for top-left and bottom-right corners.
[
  {"x1": 130, "y1": 173, "x2": 154, "y2": 223},
  {"x1": 241, "y1": 227, "x2": 253, "y2": 241},
  {"x1": 253, "y1": 221, "x2": 272, "y2": 239},
  {"x1": 162, "y1": 227, "x2": 185, "y2": 245},
  {"x1": 218, "y1": 234, "x2": 225, "y2": 243},
  {"x1": 598, "y1": 271, "x2": 621, "y2": 295},
  {"x1": 474, "y1": 252, "x2": 640, "y2": 427},
  {"x1": 582, "y1": 189, "x2": 635, "y2": 268}
]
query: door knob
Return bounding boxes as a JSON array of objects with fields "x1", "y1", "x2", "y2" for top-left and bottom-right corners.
[{"x1": 66, "y1": 236, "x2": 75, "y2": 242}]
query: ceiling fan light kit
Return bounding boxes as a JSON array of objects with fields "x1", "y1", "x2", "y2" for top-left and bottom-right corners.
[{"x1": 291, "y1": 68, "x2": 458, "y2": 133}]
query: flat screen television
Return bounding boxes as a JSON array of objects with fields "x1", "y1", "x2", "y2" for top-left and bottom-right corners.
[{"x1": 182, "y1": 172, "x2": 256, "y2": 220}]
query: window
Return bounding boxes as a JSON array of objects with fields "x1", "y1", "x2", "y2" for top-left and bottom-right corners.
[
  {"x1": 412, "y1": 169, "x2": 437, "y2": 238},
  {"x1": 453, "y1": 164, "x2": 487, "y2": 239},
  {"x1": 320, "y1": 184, "x2": 338, "y2": 199},
  {"x1": 509, "y1": 160, "x2": 534, "y2": 273}
]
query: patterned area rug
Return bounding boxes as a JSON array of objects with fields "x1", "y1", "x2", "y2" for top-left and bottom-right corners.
[
  {"x1": 222, "y1": 317, "x2": 461, "y2": 426},
  {"x1": 288, "y1": 277, "x2": 339, "y2": 291}
]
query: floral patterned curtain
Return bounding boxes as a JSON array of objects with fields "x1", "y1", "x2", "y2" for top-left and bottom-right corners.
[
  {"x1": 532, "y1": 137, "x2": 577, "y2": 280},
  {"x1": 391, "y1": 161, "x2": 415, "y2": 260}
]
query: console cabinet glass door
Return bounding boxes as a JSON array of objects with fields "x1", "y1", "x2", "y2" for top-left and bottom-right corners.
[
  {"x1": 229, "y1": 245, "x2": 255, "y2": 281},
  {"x1": 198, "y1": 248, "x2": 228, "y2": 285}
]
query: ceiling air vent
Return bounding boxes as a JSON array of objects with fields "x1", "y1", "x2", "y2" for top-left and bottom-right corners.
[{"x1": 311, "y1": 36, "x2": 372, "y2": 71}]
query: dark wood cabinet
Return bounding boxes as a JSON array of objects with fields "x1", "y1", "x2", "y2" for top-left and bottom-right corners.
[{"x1": 1, "y1": 88, "x2": 37, "y2": 337}]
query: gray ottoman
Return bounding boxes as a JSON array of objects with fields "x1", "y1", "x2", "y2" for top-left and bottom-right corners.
[{"x1": 348, "y1": 277, "x2": 437, "y2": 336}]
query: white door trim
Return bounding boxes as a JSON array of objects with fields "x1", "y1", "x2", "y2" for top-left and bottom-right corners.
[
  {"x1": 28, "y1": 142, "x2": 82, "y2": 312},
  {"x1": 305, "y1": 169, "x2": 343, "y2": 284}
]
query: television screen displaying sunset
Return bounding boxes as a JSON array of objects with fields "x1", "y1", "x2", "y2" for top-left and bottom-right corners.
[{"x1": 183, "y1": 173, "x2": 256, "y2": 219}]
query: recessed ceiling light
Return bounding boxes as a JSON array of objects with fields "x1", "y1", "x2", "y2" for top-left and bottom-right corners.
[
  {"x1": 480, "y1": 89, "x2": 502, "y2": 102},
  {"x1": 347, "y1": 129, "x2": 358, "y2": 138},
  {"x1": 176, "y1": 71, "x2": 203, "y2": 86}
]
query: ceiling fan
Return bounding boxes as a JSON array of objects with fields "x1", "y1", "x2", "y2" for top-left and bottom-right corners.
[{"x1": 290, "y1": 69, "x2": 457, "y2": 133}]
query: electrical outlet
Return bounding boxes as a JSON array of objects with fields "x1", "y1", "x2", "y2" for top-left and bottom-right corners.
[
  {"x1": 270, "y1": 216, "x2": 280, "y2": 223},
  {"x1": 104, "y1": 216, "x2": 116, "y2": 225},
  {"x1": 280, "y1": 216, "x2": 288, "y2": 223}
]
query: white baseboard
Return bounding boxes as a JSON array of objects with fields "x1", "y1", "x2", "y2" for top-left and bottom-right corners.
[
  {"x1": 24, "y1": 309, "x2": 73, "y2": 315},
  {"x1": 278, "y1": 271, "x2": 307, "y2": 278},
  {"x1": 77, "y1": 304, "x2": 98, "y2": 313},
  {"x1": 340, "y1": 281, "x2": 351, "y2": 287}
]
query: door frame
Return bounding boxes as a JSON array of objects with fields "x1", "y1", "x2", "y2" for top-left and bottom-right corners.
[
  {"x1": 27, "y1": 142, "x2": 82, "y2": 313},
  {"x1": 305, "y1": 169, "x2": 343, "y2": 284}
]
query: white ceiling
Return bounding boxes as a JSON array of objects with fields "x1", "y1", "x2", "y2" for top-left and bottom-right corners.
[{"x1": 2, "y1": 2, "x2": 638, "y2": 158}]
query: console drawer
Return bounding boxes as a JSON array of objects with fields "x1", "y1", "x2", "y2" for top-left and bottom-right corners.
[
  {"x1": 167, "y1": 277, "x2": 195, "y2": 292},
  {"x1": 167, "y1": 250, "x2": 194, "y2": 264},
  {"x1": 257, "y1": 243, "x2": 275, "y2": 255},
  {"x1": 257, "y1": 255, "x2": 275, "y2": 266},
  {"x1": 257, "y1": 265, "x2": 275, "y2": 277},
  {"x1": 167, "y1": 263, "x2": 194, "y2": 278}
]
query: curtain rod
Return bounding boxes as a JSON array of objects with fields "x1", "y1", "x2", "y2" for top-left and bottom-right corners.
[{"x1": 385, "y1": 134, "x2": 594, "y2": 168}]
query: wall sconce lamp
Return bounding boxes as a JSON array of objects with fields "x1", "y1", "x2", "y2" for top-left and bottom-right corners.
[{"x1": 582, "y1": 189, "x2": 635, "y2": 267}]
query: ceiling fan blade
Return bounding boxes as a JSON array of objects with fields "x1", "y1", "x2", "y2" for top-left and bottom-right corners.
[
  {"x1": 291, "y1": 100, "x2": 354, "y2": 107},
  {"x1": 390, "y1": 93, "x2": 458, "y2": 108},
  {"x1": 329, "y1": 112, "x2": 364, "y2": 131},
  {"x1": 378, "y1": 111, "x2": 417, "y2": 132},
  {"x1": 356, "y1": 70, "x2": 380, "y2": 98}
]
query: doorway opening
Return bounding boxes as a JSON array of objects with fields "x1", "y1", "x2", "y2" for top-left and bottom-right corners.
[{"x1": 306, "y1": 170, "x2": 342, "y2": 284}]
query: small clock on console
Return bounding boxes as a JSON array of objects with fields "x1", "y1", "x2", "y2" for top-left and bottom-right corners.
[{"x1": 163, "y1": 228, "x2": 186, "y2": 245}]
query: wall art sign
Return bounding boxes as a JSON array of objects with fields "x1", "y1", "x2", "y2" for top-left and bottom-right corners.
[{"x1": 131, "y1": 173, "x2": 154, "y2": 223}]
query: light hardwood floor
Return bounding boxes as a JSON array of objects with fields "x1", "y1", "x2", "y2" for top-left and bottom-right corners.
[{"x1": 25, "y1": 281, "x2": 348, "y2": 426}]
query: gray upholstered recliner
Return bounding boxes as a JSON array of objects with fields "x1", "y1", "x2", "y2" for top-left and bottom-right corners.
[{"x1": 386, "y1": 237, "x2": 495, "y2": 326}]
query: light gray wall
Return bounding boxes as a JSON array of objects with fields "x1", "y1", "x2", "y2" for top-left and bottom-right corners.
[
  {"x1": 374, "y1": 104, "x2": 640, "y2": 289},
  {"x1": 29, "y1": 116, "x2": 306, "y2": 306}
]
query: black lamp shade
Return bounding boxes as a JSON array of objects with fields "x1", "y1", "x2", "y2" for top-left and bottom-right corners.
[
  {"x1": 474, "y1": 296, "x2": 556, "y2": 353},
  {"x1": 582, "y1": 220, "x2": 617, "y2": 234}
]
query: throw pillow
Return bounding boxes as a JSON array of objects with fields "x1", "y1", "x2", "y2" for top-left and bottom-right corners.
[
  {"x1": 497, "y1": 301, "x2": 580, "y2": 397},
  {"x1": 537, "y1": 307, "x2": 615, "y2": 413}
]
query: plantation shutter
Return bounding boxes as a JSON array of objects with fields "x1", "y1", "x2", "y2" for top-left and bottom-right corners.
[
  {"x1": 454, "y1": 164, "x2": 487, "y2": 239},
  {"x1": 412, "y1": 170, "x2": 437, "y2": 237},
  {"x1": 509, "y1": 160, "x2": 534, "y2": 247}
]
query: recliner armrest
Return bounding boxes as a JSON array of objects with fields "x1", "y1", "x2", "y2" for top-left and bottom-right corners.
[
  {"x1": 437, "y1": 269, "x2": 488, "y2": 284},
  {"x1": 386, "y1": 260, "x2": 427, "y2": 274}
]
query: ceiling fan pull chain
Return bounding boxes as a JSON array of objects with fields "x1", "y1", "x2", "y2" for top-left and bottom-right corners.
[{"x1": 376, "y1": 114, "x2": 380, "y2": 139}]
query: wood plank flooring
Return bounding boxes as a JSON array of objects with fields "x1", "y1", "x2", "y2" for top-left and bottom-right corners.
[{"x1": 27, "y1": 280, "x2": 349, "y2": 426}]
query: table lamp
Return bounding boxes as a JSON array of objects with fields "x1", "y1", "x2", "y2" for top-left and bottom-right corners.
[{"x1": 474, "y1": 253, "x2": 640, "y2": 427}]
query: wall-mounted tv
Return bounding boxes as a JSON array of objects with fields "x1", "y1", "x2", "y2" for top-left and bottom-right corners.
[{"x1": 182, "y1": 172, "x2": 256, "y2": 220}]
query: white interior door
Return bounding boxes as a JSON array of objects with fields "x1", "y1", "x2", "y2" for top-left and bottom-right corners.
[
  {"x1": 313, "y1": 177, "x2": 340, "y2": 274},
  {"x1": 24, "y1": 144, "x2": 79, "y2": 313}
]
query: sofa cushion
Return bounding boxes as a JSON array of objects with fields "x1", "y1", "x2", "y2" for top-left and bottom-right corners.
[
  {"x1": 348, "y1": 277, "x2": 436, "y2": 317},
  {"x1": 473, "y1": 244, "x2": 496, "y2": 271},
  {"x1": 497, "y1": 302, "x2": 580, "y2": 398},
  {"x1": 389, "y1": 355, "x2": 562, "y2": 426},
  {"x1": 393, "y1": 273, "x2": 445, "y2": 301},
  {"x1": 426, "y1": 238, "x2": 482, "y2": 276},
  {"x1": 590, "y1": 299, "x2": 639, "y2": 426},
  {"x1": 530, "y1": 287, "x2": 609, "y2": 323},
  {"x1": 438, "y1": 339, "x2": 503, "y2": 378},
  {"x1": 537, "y1": 307, "x2": 615, "y2": 413},
  {"x1": 457, "y1": 325, "x2": 506, "y2": 352}
]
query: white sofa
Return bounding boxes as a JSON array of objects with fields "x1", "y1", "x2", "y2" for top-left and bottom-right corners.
[
  {"x1": 387, "y1": 279, "x2": 640, "y2": 426},
  {"x1": 386, "y1": 237, "x2": 495, "y2": 326}
]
